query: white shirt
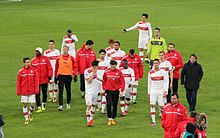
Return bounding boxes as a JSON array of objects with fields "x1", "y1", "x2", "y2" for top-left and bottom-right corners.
[
  {"x1": 84, "y1": 68, "x2": 100, "y2": 95},
  {"x1": 148, "y1": 69, "x2": 169, "y2": 95},
  {"x1": 110, "y1": 49, "x2": 126, "y2": 68},
  {"x1": 126, "y1": 21, "x2": 152, "y2": 38},
  {"x1": 61, "y1": 35, "x2": 78, "y2": 57},
  {"x1": 97, "y1": 58, "x2": 110, "y2": 81},
  {"x1": 44, "y1": 49, "x2": 60, "y2": 77},
  {"x1": 120, "y1": 67, "x2": 135, "y2": 87},
  {"x1": 159, "y1": 60, "x2": 173, "y2": 72}
]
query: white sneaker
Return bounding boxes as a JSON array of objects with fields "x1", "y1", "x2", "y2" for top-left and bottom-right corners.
[
  {"x1": 66, "y1": 104, "x2": 71, "y2": 110},
  {"x1": 58, "y1": 105, "x2": 63, "y2": 111}
]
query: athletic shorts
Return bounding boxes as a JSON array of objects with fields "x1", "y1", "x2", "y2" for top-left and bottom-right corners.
[
  {"x1": 138, "y1": 36, "x2": 149, "y2": 49},
  {"x1": 120, "y1": 88, "x2": 131, "y2": 98},
  {"x1": 150, "y1": 93, "x2": 165, "y2": 106},
  {"x1": 21, "y1": 94, "x2": 36, "y2": 103},
  {"x1": 85, "y1": 94, "x2": 98, "y2": 105}
]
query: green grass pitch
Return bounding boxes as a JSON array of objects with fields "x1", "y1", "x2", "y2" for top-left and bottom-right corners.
[{"x1": 0, "y1": 0, "x2": 220, "y2": 137}]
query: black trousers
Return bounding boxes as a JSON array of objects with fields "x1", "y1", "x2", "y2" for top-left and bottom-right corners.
[
  {"x1": 80, "y1": 74, "x2": 85, "y2": 92},
  {"x1": 106, "y1": 90, "x2": 119, "y2": 119},
  {"x1": 58, "y1": 75, "x2": 72, "y2": 105},
  {"x1": 36, "y1": 83, "x2": 48, "y2": 107},
  {"x1": 167, "y1": 78, "x2": 179, "y2": 103},
  {"x1": 186, "y1": 89, "x2": 198, "y2": 111}
]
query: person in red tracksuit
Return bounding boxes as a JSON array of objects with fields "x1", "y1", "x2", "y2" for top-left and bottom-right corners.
[
  {"x1": 75, "y1": 40, "x2": 96, "y2": 98},
  {"x1": 121, "y1": 48, "x2": 144, "y2": 104},
  {"x1": 174, "y1": 111, "x2": 197, "y2": 138},
  {"x1": 162, "y1": 93, "x2": 188, "y2": 138},
  {"x1": 164, "y1": 43, "x2": 183, "y2": 103},
  {"x1": 102, "y1": 60, "x2": 125, "y2": 126},
  {"x1": 16, "y1": 57, "x2": 39, "y2": 125},
  {"x1": 31, "y1": 47, "x2": 53, "y2": 113}
]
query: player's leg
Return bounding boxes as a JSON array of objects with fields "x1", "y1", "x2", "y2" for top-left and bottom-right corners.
[
  {"x1": 158, "y1": 94, "x2": 165, "y2": 118},
  {"x1": 28, "y1": 94, "x2": 36, "y2": 121},
  {"x1": 48, "y1": 82, "x2": 54, "y2": 102},
  {"x1": 53, "y1": 83, "x2": 58, "y2": 102},
  {"x1": 138, "y1": 37, "x2": 145, "y2": 62},
  {"x1": 36, "y1": 85, "x2": 42, "y2": 113},
  {"x1": 144, "y1": 38, "x2": 150, "y2": 63},
  {"x1": 41, "y1": 83, "x2": 48, "y2": 111},
  {"x1": 21, "y1": 96, "x2": 29, "y2": 124},
  {"x1": 58, "y1": 76, "x2": 65, "y2": 111},
  {"x1": 101, "y1": 91, "x2": 106, "y2": 114},
  {"x1": 90, "y1": 104, "x2": 96, "y2": 126},
  {"x1": 96, "y1": 92, "x2": 101, "y2": 111},
  {"x1": 86, "y1": 104, "x2": 92, "y2": 127},
  {"x1": 65, "y1": 75, "x2": 72, "y2": 109},
  {"x1": 112, "y1": 90, "x2": 120, "y2": 124},
  {"x1": 120, "y1": 96, "x2": 125, "y2": 116},
  {"x1": 125, "y1": 88, "x2": 131, "y2": 115},
  {"x1": 106, "y1": 90, "x2": 113, "y2": 125},
  {"x1": 80, "y1": 74, "x2": 85, "y2": 98},
  {"x1": 132, "y1": 83, "x2": 138, "y2": 104},
  {"x1": 149, "y1": 93, "x2": 157, "y2": 126}
]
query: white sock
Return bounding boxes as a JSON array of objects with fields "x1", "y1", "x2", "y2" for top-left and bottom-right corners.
[
  {"x1": 97, "y1": 93, "x2": 101, "y2": 109},
  {"x1": 23, "y1": 106, "x2": 28, "y2": 120},
  {"x1": 29, "y1": 105, "x2": 34, "y2": 113},
  {"x1": 139, "y1": 51, "x2": 144, "y2": 61},
  {"x1": 53, "y1": 89, "x2": 58, "y2": 98},
  {"x1": 120, "y1": 99, "x2": 125, "y2": 113},
  {"x1": 133, "y1": 87, "x2": 137, "y2": 102},
  {"x1": 90, "y1": 106, "x2": 95, "y2": 121},
  {"x1": 101, "y1": 93, "x2": 106, "y2": 112},
  {"x1": 86, "y1": 108, "x2": 90, "y2": 123},
  {"x1": 125, "y1": 99, "x2": 130, "y2": 112},
  {"x1": 49, "y1": 90, "x2": 53, "y2": 99},
  {"x1": 150, "y1": 107, "x2": 156, "y2": 123}
]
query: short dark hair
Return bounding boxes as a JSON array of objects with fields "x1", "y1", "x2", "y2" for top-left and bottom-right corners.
[
  {"x1": 122, "y1": 59, "x2": 128, "y2": 62},
  {"x1": 168, "y1": 42, "x2": 175, "y2": 47},
  {"x1": 171, "y1": 93, "x2": 179, "y2": 99},
  {"x1": 153, "y1": 58, "x2": 160, "y2": 62},
  {"x1": 159, "y1": 51, "x2": 165, "y2": 54},
  {"x1": 99, "y1": 49, "x2": 106, "y2": 54},
  {"x1": 142, "y1": 13, "x2": 148, "y2": 18},
  {"x1": 190, "y1": 54, "x2": 197, "y2": 59},
  {"x1": 86, "y1": 40, "x2": 94, "y2": 46},
  {"x1": 110, "y1": 60, "x2": 117, "y2": 65},
  {"x1": 92, "y1": 60, "x2": 99, "y2": 66},
  {"x1": 49, "y1": 40, "x2": 55, "y2": 44},
  {"x1": 190, "y1": 111, "x2": 198, "y2": 118},
  {"x1": 155, "y1": 27, "x2": 160, "y2": 32},
  {"x1": 67, "y1": 30, "x2": 72, "y2": 33},
  {"x1": 129, "y1": 49, "x2": 135, "y2": 55},
  {"x1": 114, "y1": 41, "x2": 120, "y2": 46},
  {"x1": 23, "y1": 57, "x2": 30, "y2": 63}
]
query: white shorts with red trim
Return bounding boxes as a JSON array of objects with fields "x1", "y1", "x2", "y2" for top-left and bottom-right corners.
[
  {"x1": 138, "y1": 36, "x2": 149, "y2": 49},
  {"x1": 120, "y1": 88, "x2": 131, "y2": 98},
  {"x1": 85, "y1": 94, "x2": 98, "y2": 105},
  {"x1": 21, "y1": 94, "x2": 36, "y2": 103}
]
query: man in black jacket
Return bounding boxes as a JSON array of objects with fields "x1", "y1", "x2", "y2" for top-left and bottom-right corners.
[{"x1": 181, "y1": 54, "x2": 203, "y2": 112}]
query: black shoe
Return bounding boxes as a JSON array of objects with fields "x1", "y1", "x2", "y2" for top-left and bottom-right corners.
[{"x1": 133, "y1": 102, "x2": 137, "y2": 104}]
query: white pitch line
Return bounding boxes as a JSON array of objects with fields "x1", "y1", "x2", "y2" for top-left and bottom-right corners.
[
  {"x1": 0, "y1": 0, "x2": 213, "y2": 14},
  {"x1": 0, "y1": 24, "x2": 219, "y2": 39}
]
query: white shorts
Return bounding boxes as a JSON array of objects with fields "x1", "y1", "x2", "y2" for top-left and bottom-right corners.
[
  {"x1": 121, "y1": 88, "x2": 131, "y2": 98},
  {"x1": 150, "y1": 93, "x2": 165, "y2": 106},
  {"x1": 85, "y1": 94, "x2": 98, "y2": 105},
  {"x1": 138, "y1": 36, "x2": 149, "y2": 49},
  {"x1": 21, "y1": 94, "x2": 36, "y2": 103},
  {"x1": 133, "y1": 81, "x2": 138, "y2": 86},
  {"x1": 48, "y1": 82, "x2": 58, "y2": 91}
]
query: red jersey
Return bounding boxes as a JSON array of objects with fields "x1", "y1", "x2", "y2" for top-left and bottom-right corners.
[
  {"x1": 75, "y1": 45, "x2": 96, "y2": 74},
  {"x1": 165, "y1": 50, "x2": 183, "y2": 79},
  {"x1": 162, "y1": 102, "x2": 188, "y2": 138},
  {"x1": 102, "y1": 68, "x2": 125, "y2": 92},
  {"x1": 31, "y1": 55, "x2": 53, "y2": 84},
  {"x1": 16, "y1": 66, "x2": 39, "y2": 96},
  {"x1": 121, "y1": 54, "x2": 144, "y2": 81}
]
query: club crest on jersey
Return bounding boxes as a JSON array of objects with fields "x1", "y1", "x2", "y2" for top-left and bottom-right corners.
[
  {"x1": 177, "y1": 108, "x2": 180, "y2": 112},
  {"x1": 116, "y1": 73, "x2": 118, "y2": 75},
  {"x1": 42, "y1": 59, "x2": 45, "y2": 62},
  {"x1": 135, "y1": 58, "x2": 137, "y2": 60},
  {"x1": 30, "y1": 70, "x2": 33, "y2": 73},
  {"x1": 175, "y1": 54, "x2": 177, "y2": 56}
]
